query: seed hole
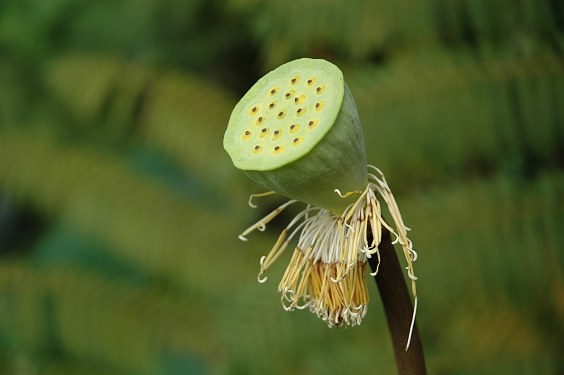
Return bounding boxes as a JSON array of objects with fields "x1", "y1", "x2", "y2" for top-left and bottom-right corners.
[
  {"x1": 273, "y1": 130, "x2": 282, "y2": 140},
  {"x1": 289, "y1": 124, "x2": 300, "y2": 134},
  {"x1": 253, "y1": 145, "x2": 262, "y2": 154},
  {"x1": 277, "y1": 110, "x2": 286, "y2": 119},
  {"x1": 269, "y1": 87, "x2": 279, "y2": 96},
  {"x1": 256, "y1": 116, "x2": 264, "y2": 125},
  {"x1": 273, "y1": 145, "x2": 284, "y2": 154},
  {"x1": 306, "y1": 77, "x2": 317, "y2": 86},
  {"x1": 242, "y1": 130, "x2": 253, "y2": 140},
  {"x1": 290, "y1": 77, "x2": 300, "y2": 85},
  {"x1": 308, "y1": 120, "x2": 318, "y2": 130},
  {"x1": 249, "y1": 106, "x2": 259, "y2": 115},
  {"x1": 293, "y1": 137, "x2": 303, "y2": 145},
  {"x1": 259, "y1": 128, "x2": 270, "y2": 138},
  {"x1": 268, "y1": 101, "x2": 277, "y2": 109},
  {"x1": 297, "y1": 107, "x2": 307, "y2": 117},
  {"x1": 315, "y1": 85, "x2": 325, "y2": 94},
  {"x1": 314, "y1": 101, "x2": 325, "y2": 111},
  {"x1": 284, "y1": 90, "x2": 295, "y2": 99},
  {"x1": 294, "y1": 94, "x2": 306, "y2": 105}
]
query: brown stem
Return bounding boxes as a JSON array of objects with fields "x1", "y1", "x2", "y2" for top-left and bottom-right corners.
[{"x1": 368, "y1": 227, "x2": 427, "y2": 375}]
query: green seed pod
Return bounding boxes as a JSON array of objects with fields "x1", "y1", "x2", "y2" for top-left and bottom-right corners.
[{"x1": 224, "y1": 58, "x2": 367, "y2": 214}]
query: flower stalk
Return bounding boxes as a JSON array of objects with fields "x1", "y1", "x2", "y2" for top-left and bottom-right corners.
[{"x1": 370, "y1": 227, "x2": 426, "y2": 374}]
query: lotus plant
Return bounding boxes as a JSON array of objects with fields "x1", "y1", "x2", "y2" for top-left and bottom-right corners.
[{"x1": 223, "y1": 58, "x2": 418, "y2": 346}]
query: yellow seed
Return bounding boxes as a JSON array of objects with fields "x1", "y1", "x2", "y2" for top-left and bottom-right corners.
[
  {"x1": 242, "y1": 130, "x2": 252, "y2": 140},
  {"x1": 273, "y1": 145, "x2": 284, "y2": 154},
  {"x1": 289, "y1": 124, "x2": 300, "y2": 134},
  {"x1": 294, "y1": 94, "x2": 306, "y2": 105},
  {"x1": 315, "y1": 85, "x2": 325, "y2": 94},
  {"x1": 249, "y1": 106, "x2": 259, "y2": 115},
  {"x1": 256, "y1": 116, "x2": 264, "y2": 125},
  {"x1": 273, "y1": 130, "x2": 282, "y2": 140},
  {"x1": 259, "y1": 128, "x2": 270, "y2": 138},
  {"x1": 277, "y1": 110, "x2": 286, "y2": 119},
  {"x1": 284, "y1": 90, "x2": 295, "y2": 99},
  {"x1": 308, "y1": 119, "x2": 318, "y2": 129},
  {"x1": 306, "y1": 77, "x2": 317, "y2": 86},
  {"x1": 269, "y1": 88, "x2": 279, "y2": 96},
  {"x1": 314, "y1": 101, "x2": 325, "y2": 111},
  {"x1": 253, "y1": 145, "x2": 262, "y2": 154},
  {"x1": 297, "y1": 107, "x2": 306, "y2": 117},
  {"x1": 268, "y1": 101, "x2": 277, "y2": 109},
  {"x1": 290, "y1": 77, "x2": 300, "y2": 85},
  {"x1": 292, "y1": 137, "x2": 303, "y2": 145}
]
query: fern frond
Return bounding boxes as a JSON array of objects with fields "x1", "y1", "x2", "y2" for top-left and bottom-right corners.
[
  {"x1": 46, "y1": 55, "x2": 126, "y2": 123},
  {"x1": 217, "y1": 280, "x2": 396, "y2": 375},
  {"x1": 229, "y1": 0, "x2": 390, "y2": 66},
  {"x1": 347, "y1": 52, "x2": 564, "y2": 191},
  {"x1": 138, "y1": 67, "x2": 237, "y2": 186},
  {"x1": 385, "y1": 171, "x2": 563, "y2": 373},
  {"x1": 0, "y1": 262, "x2": 215, "y2": 374},
  {"x1": 45, "y1": 54, "x2": 239, "y2": 189},
  {"x1": 403, "y1": 171, "x2": 562, "y2": 363},
  {"x1": 228, "y1": 0, "x2": 561, "y2": 67},
  {"x1": 434, "y1": 308, "x2": 557, "y2": 374},
  {"x1": 0, "y1": 132, "x2": 254, "y2": 293}
]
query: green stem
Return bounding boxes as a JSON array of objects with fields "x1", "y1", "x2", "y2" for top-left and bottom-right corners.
[{"x1": 368, "y1": 227, "x2": 427, "y2": 375}]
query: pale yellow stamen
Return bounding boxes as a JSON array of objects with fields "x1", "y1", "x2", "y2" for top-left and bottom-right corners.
[{"x1": 238, "y1": 165, "x2": 418, "y2": 348}]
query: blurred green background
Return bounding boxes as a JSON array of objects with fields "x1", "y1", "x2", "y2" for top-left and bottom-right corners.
[{"x1": 0, "y1": 0, "x2": 563, "y2": 374}]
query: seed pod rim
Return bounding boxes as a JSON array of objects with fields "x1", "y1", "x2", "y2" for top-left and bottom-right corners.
[{"x1": 224, "y1": 58, "x2": 345, "y2": 171}]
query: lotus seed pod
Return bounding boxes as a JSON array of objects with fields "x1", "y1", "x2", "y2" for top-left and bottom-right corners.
[{"x1": 223, "y1": 58, "x2": 367, "y2": 214}]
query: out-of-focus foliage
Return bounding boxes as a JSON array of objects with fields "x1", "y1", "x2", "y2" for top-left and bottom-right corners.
[{"x1": 0, "y1": 0, "x2": 562, "y2": 374}]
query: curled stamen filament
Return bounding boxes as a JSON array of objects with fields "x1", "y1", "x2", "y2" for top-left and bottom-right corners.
[
  {"x1": 248, "y1": 191, "x2": 276, "y2": 208},
  {"x1": 369, "y1": 248, "x2": 381, "y2": 276},
  {"x1": 238, "y1": 199, "x2": 298, "y2": 240}
]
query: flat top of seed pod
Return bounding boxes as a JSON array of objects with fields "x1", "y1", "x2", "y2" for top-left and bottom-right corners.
[{"x1": 224, "y1": 58, "x2": 344, "y2": 171}]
